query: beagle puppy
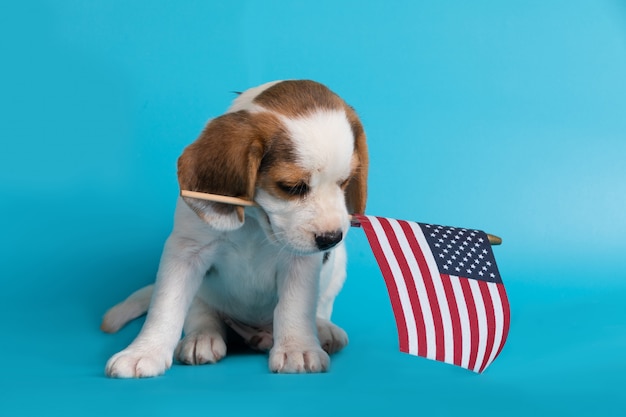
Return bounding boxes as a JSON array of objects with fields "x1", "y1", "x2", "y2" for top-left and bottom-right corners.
[{"x1": 102, "y1": 80, "x2": 368, "y2": 377}]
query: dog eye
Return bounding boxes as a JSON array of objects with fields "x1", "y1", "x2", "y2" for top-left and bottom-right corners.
[{"x1": 277, "y1": 181, "x2": 310, "y2": 197}]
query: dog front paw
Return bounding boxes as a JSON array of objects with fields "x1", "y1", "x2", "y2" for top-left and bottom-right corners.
[
  {"x1": 317, "y1": 319, "x2": 349, "y2": 354},
  {"x1": 175, "y1": 331, "x2": 227, "y2": 365},
  {"x1": 269, "y1": 344, "x2": 330, "y2": 373},
  {"x1": 105, "y1": 347, "x2": 172, "y2": 378}
]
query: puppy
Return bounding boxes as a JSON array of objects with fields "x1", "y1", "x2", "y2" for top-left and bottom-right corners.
[{"x1": 102, "y1": 80, "x2": 368, "y2": 377}]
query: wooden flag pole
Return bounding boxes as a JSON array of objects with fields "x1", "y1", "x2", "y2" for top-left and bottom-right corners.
[{"x1": 180, "y1": 189, "x2": 503, "y2": 245}]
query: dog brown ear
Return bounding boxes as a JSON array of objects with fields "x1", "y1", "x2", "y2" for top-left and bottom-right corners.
[
  {"x1": 344, "y1": 107, "x2": 369, "y2": 215},
  {"x1": 177, "y1": 111, "x2": 277, "y2": 230}
]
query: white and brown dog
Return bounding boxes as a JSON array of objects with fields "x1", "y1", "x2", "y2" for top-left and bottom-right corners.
[{"x1": 102, "y1": 80, "x2": 368, "y2": 377}]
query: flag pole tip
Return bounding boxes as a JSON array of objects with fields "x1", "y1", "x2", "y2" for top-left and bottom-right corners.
[{"x1": 487, "y1": 234, "x2": 502, "y2": 245}]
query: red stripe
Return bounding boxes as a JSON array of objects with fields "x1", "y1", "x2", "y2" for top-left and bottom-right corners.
[
  {"x1": 357, "y1": 216, "x2": 410, "y2": 353},
  {"x1": 459, "y1": 278, "x2": 479, "y2": 371},
  {"x1": 477, "y1": 281, "x2": 496, "y2": 373},
  {"x1": 440, "y1": 274, "x2": 463, "y2": 366},
  {"x1": 377, "y1": 217, "x2": 427, "y2": 357},
  {"x1": 399, "y1": 221, "x2": 446, "y2": 362},
  {"x1": 493, "y1": 283, "x2": 511, "y2": 359}
]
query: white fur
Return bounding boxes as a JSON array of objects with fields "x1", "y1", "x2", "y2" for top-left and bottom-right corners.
[
  {"x1": 103, "y1": 82, "x2": 355, "y2": 377},
  {"x1": 227, "y1": 80, "x2": 281, "y2": 114}
]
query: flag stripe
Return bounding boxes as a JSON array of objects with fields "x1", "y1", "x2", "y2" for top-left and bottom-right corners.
[
  {"x1": 482, "y1": 282, "x2": 505, "y2": 370},
  {"x1": 382, "y1": 219, "x2": 429, "y2": 356},
  {"x1": 469, "y1": 279, "x2": 488, "y2": 373},
  {"x1": 360, "y1": 217, "x2": 416, "y2": 354},
  {"x1": 477, "y1": 280, "x2": 496, "y2": 373},
  {"x1": 459, "y1": 278, "x2": 480, "y2": 371},
  {"x1": 495, "y1": 283, "x2": 511, "y2": 358},
  {"x1": 376, "y1": 217, "x2": 424, "y2": 355},
  {"x1": 440, "y1": 274, "x2": 463, "y2": 366},
  {"x1": 359, "y1": 217, "x2": 410, "y2": 353},
  {"x1": 405, "y1": 221, "x2": 454, "y2": 363},
  {"x1": 449, "y1": 275, "x2": 472, "y2": 368}
]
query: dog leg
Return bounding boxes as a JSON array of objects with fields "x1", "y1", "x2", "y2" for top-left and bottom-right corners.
[
  {"x1": 175, "y1": 298, "x2": 227, "y2": 365},
  {"x1": 269, "y1": 255, "x2": 330, "y2": 373},
  {"x1": 101, "y1": 285, "x2": 153, "y2": 333},
  {"x1": 105, "y1": 236, "x2": 216, "y2": 378}
]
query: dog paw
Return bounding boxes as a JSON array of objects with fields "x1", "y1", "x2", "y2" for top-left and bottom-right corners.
[
  {"x1": 175, "y1": 332, "x2": 227, "y2": 365},
  {"x1": 317, "y1": 319, "x2": 349, "y2": 354},
  {"x1": 269, "y1": 344, "x2": 330, "y2": 373},
  {"x1": 242, "y1": 330, "x2": 273, "y2": 351},
  {"x1": 105, "y1": 347, "x2": 172, "y2": 378}
]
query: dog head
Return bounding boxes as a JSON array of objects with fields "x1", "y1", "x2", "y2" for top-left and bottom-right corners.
[{"x1": 178, "y1": 80, "x2": 368, "y2": 255}]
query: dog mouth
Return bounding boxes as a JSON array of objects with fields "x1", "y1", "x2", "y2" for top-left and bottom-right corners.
[{"x1": 259, "y1": 213, "x2": 343, "y2": 255}]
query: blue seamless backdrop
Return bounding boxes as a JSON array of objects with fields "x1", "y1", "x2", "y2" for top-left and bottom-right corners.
[{"x1": 1, "y1": 1, "x2": 625, "y2": 416}]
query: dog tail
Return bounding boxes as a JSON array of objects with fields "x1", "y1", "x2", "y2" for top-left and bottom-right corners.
[{"x1": 100, "y1": 284, "x2": 154, "y2": 333}]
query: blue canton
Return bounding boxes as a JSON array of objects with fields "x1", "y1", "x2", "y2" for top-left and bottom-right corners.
[{"x1": 420, "y1": 223, "x2": 502, "y2": 283}]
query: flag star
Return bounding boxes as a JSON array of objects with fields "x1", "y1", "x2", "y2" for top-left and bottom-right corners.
[
  {"x1": 490, "y1": 273, "x2": 496, "y2": 278},
  {"x1": 447, "y1": 244, "x2": 452, "y2": 249},
  {"x1": 443, "y1": 249, "x2": 449, "y2": 254},
  {"x1": 482, "y1": 266, "x2": 488, "y2": 271},
  {"x1": 447, "y1": 260, "x2": 453, "y2": 264},
  {"x1": 479, "y1": 271, "x2": 484, "y2": 276},
  {"x1": 451, "y1": 255, "x2": 456, "y2": 260},
  {"x1": 471, "y1": 264, "x2": 476, "y2": 269},
  {"x1": 483, "y1": 249, "x2": 488, "y2": 254},
  {"x1": 431, "y1": 233, "x2": 436, "y2": 237},
  {"x1": 439, "y1": 254, "x2": 445, "y2": 258},
  {"x1": 475, "y1": 243, "x2": 481, "y2": 248},
  {"x1": 486, "y1": 261, "x2": 492, "y2": 266},
  {"x1": 471, "y1": 248, "x2": 477, "y2": 253},
  {"x1": 443, "y1": 265, "x2": 449, "y2": 270},
  {"x1": 459, "y1": 262, "x2": 464, "y2": 267},
  {"x1": 479, "y1": 254, "x2": 484, "y2": 259},
  {"x1": 439, "y1": 239, "x2": 444, "y2": 243},
  {"x1": 467, "y1": 269, "x2": 472, "y2": 274},
  {"x1": 478, "y1": 237, "x2": 484, "y2": 243},
  {"x1": 455, "y1": 267, "x2": 461, "y2": 272},
  {"x1": 463, "y1": 257, "x2": 468, "y2": 262},
  {"x1": 470, "y1": 232, "x2": 476, "y2": 237},
  {"x1": 425, "y1": 224, "x2": 431, "y2": 228},
  {"x1": 435, "y1": 243, "x2": 440, "y2": 247},
  {"x1": 455, "y1": 250, "x2": 461, "y2": 255}
]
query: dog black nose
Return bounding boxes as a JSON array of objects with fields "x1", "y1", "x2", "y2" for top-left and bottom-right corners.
[{"x1": 315, "y1": 230, "x2": 343, "y2": 251}]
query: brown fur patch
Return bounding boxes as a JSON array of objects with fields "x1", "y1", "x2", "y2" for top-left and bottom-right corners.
[
  {"x1": 253, "y1": 80, "x2": 344, "y2": 118},
  {"x1": 258, "y1": 162, "x2": 311, "y2": 200},
  {"x1": 343, "y1": 104, "x2": 369, "y2": 215},
  {"x1": 177, "y1": 110, "x2": 284, "y2": 219}
]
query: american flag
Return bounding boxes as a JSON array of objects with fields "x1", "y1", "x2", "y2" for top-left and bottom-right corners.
[{"x1": 353, "y1": 215, "x2": 510, "y2": 373}]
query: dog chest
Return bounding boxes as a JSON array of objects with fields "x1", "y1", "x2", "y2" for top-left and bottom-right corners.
[{"x1": 195, "y1": 226, "x2": 284, "y2": 326}]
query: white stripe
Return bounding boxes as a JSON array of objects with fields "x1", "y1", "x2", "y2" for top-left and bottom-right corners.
[
  {"x1": 386, "y1": 219, "x2": 435, "y2": 358},
  {"x1": 449, "y1": 275, "x2": 472, "y2": 369},
  {"x1": 469, "y1": 279, "x2": 488, "y2": 372},
  {"x1": 367, "y1": 216, "x2": 419, "y2": 355},
  {"x1": 407, "y1": 221, "x2": 455, "y2": 364},
  {"x1": 482, "y1": 282, "x2": 504, "y2": 370}
]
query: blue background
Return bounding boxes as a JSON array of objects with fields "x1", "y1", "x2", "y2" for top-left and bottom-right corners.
[{"x1": 2, "y1": 1, "x2": 625, "y2": 415}]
